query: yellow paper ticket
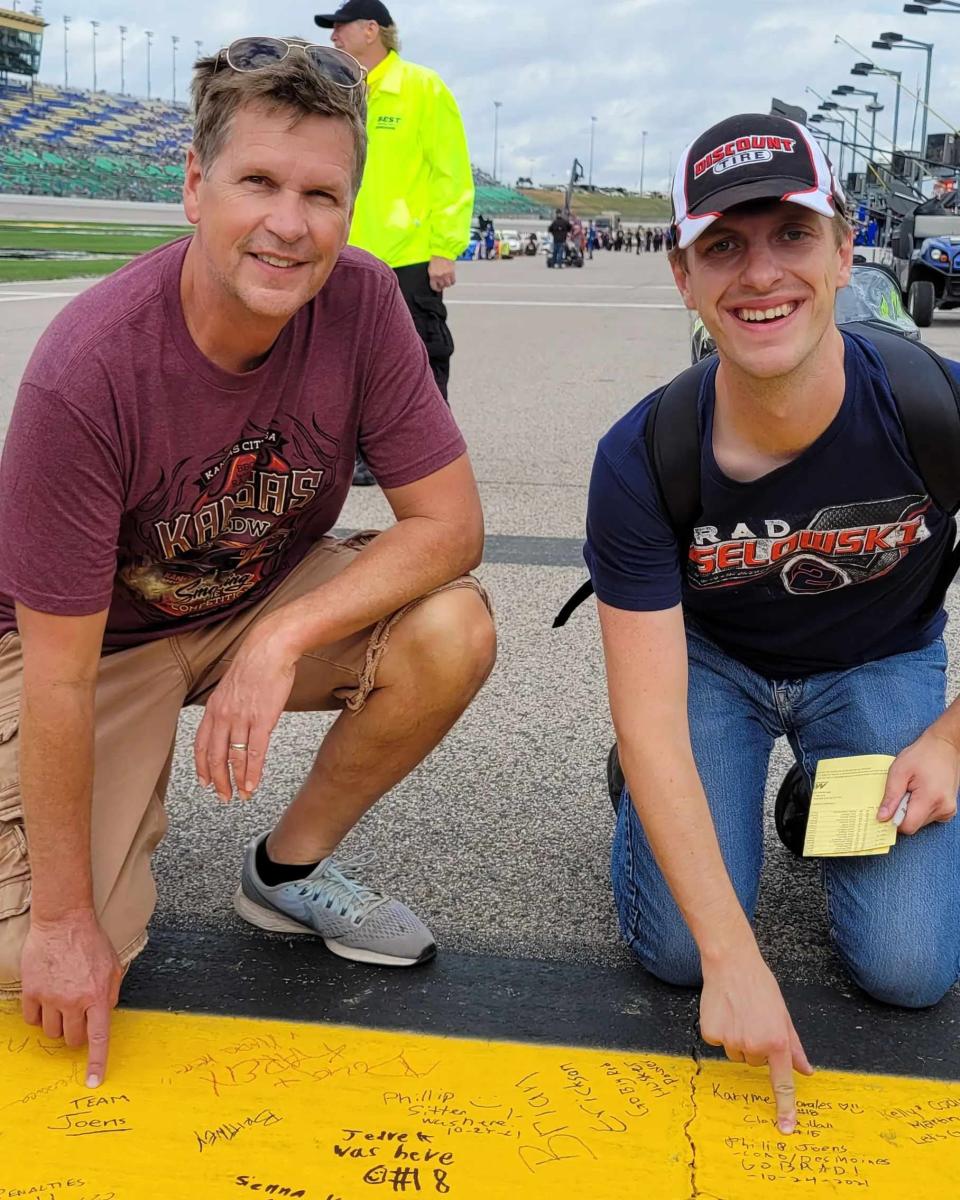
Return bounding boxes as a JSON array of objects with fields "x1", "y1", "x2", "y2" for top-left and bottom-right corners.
[{"x1": 802, "y1": 754, "x2": 897, "y2": 858}]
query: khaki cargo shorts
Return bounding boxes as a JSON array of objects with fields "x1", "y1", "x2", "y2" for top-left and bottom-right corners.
[{"x1": 0, "y1": 532, "x2": 489, "y2": 994}]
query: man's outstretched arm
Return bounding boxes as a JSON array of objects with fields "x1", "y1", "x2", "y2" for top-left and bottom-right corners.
[
  {"x1": 598, "y1": 599, "x2": 812, "y2": 1133},
  {"x1": 16, "y1": 602, "x2": 120, "y2": 1088}
]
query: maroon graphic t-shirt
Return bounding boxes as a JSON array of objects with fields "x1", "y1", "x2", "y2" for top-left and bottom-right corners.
[{"x1": 0, "y1": 237, "x2": 466, "y2": 649}]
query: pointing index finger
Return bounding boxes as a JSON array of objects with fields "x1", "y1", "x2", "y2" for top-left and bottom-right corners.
[
  {"x1": 85, "y1": 1001, "x2": 112, "y2": 1089},
  {"x1": 768, "y1": 1046, "x2": 797, "y2": 1134}
]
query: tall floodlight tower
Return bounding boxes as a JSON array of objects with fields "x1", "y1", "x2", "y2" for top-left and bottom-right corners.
[
  {"x1": 492, "y1": 99, "x2": 502, "y2": 181},
  {"x1": 90, "y1": 18, "x2": 99, "y2": 92}
]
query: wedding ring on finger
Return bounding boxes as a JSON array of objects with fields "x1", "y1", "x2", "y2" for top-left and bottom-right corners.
[{"x1": 229, "y1": 742, "x2": 248, "y2": 751}]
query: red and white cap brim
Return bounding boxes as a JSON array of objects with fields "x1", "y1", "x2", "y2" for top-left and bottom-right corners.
[{"x1": 672, "y1": 120, "x2": 845, "y2": 250}]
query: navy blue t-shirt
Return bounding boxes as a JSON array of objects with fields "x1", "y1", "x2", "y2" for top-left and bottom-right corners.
[{"x1": 585, "y1": 332, "x2": 960, "y2": 678}]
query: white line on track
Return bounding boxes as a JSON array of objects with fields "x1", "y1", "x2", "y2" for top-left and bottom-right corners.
[
  {"x1": 456, "y1": 282, "x2": 679, "y2": 291},
  {"x1": 0, "y1": 289, "x2": 87, "y2": 302},
  {"x1": 447, "y1": 300, "x2": 685, "y2": 310},
  {"x1": 457, "y1": 282, "x2": 638, "y2": 290}
]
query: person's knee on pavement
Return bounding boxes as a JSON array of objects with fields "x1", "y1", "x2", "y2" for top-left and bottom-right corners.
[
  {"x1": 625, "y1": 933, "x2": 702, "y2": 989},
  {"x1": 615, "y1": 894, "x2": 702, "y2": 988},
  {"x1": 840, "y1": 939, "x2": 956, "y2": 1009}
]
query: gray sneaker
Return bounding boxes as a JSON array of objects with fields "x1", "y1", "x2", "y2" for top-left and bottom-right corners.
[{"x1": 234, "y1": 833, "x2": 436, "y2": 968}]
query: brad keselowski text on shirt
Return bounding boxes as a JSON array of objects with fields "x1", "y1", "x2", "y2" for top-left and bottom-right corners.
[
  {"x1": 585, "y1": 333, "x2": 960, "y2": 678},
  {"x1": 0, "y1": 237, "x2": 466, "y2": 650}
]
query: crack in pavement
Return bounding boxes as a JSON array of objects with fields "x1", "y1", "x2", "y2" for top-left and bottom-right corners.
[
  {"x1": 685, "y1": 1007, "x2": 705, "y2": 1199},
  {"x1": 683, "y1": 1004, "x2": 731, "y2": 1200}
]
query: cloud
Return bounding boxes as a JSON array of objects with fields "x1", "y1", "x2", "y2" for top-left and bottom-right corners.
[{"x1": 32, "y1": 1, "x2": 960, "y2": 193}]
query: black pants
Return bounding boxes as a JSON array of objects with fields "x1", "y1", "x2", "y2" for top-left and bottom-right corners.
[{"x1": 394, "y1": 262, "x2": 454, "y2": 402}]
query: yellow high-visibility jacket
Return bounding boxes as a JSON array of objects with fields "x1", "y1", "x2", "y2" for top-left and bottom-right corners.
[{"x1": 348, "y1": 51, "x2": 474, "y2": 268}]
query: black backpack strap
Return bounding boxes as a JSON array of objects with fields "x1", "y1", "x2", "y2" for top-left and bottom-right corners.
[
  {"x1": 552, "y1": 579, "x2": 595, "y2": 628},
  {"x1": 643, "y1": 356, "x2": 714, "y2": 540},
  {"x1": 851, "y1": 324, "x2": 960, "y2": 620},
  {"x1": 855, "y1": 324, "x2": 960, "y2": 514},
  {"x1": 552, "y1": 358, "x2": 710, "y2": 627}
]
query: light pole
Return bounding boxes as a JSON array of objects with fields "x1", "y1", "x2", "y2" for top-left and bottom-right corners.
[
  {"x1": 851, "y1": 62, "x2": 903, "y2": 154},
  {"x1": 90, "y1": 19, "x2": 99, "y2": 92},
  {"x1": 834, "y1": 36, "x2": 905, "y2": 157},
  {"x1": 62, "y1": 14, "x2": 70, "y2": 89},
  {"x1": 864, "y1": 102, "x2": 884, "y2": 175},
  {"x1": 809, "y1": 114, "x2": 846, "y2": 176},
  {"x1": 834, "y1": 86, "x2": 883, "y2": 169},
  {"x1": 640, "y1": 129, "x2": 648, "y2": 197},
  {"x1": 904, "y1": 1, "x2": 960, "y2": 14},
  {"x1": 810, "y1": 127, "x2": 835, "y2": 165},
  {"x1": 145, "y1": 30, "x2": 153, "y2": 100},
  {"x1": 807, "y1": 86, "x2": 849, "y2": 177},
  {"x1": 871, "y1": 32, "x2": 933, "y2": 156},
  {"x1": 195, "y1": 40, "x2": 203, "y2": 65},
  {"x1": 172, "y1": 34, "x2": 180, "y2": 103},
  {"x1": 119, "y1": 25, "x2": 127, "y2": 94},
  {"x1": 588, "y1": 115, "x2": 597, "y2": 188},
  {"x1": 821, "y1": 101, "x2": 860, "y2": 177},
  {"x1": 492, "y1": 100, "x2": 501, "y2": 182}
]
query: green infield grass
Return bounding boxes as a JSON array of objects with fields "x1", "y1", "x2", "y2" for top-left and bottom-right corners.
[
  {"x1": 0, "y1": 223, "x2": 188, "y2": 255},
  {"x1": 0, "y1": 257, "x2": 132, "y2": 283},
  {"x1": 523, "y1": 189, "x2": 672, "y2": 221}
]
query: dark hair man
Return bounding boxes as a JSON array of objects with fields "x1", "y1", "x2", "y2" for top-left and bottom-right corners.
[
  {"x1": 316, "y1": 2, "x2": 474, "y2": 485},
  {"x1": 586, "y1": 114, "x2": 960, "y2": 1136},
  {"x1": 0, "y1": 37, "x2": 495, "y2": 1088},
  {"x1": 548, "y1": 208, "x2": 571, "y2": 269}
]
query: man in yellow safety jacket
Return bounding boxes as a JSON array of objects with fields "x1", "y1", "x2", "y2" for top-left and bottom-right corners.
[{"x1": 315, "y1": 1, "x2": 474, "y2": 484}]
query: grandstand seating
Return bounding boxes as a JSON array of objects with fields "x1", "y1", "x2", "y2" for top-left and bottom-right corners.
[
  {"x1": 471, "y1": 166, "x2": 549, "y2": 217},
  {"x1": 0, "y1": 81, "x2": 190, "y2": 156},
  {"x1": 0, "y1": 81, "x2": 188, "y2": 202},
  {"x1": 473, "y1": 182, "x2": 549, "y2": 218},
  {"x1": 0, "y1": 81, "x2": 551, "y2": 213}
]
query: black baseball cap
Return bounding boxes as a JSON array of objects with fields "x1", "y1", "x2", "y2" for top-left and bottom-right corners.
[
  {"x1": 671, "y1": 113, "x2": 845, "y2": 249},
  {"x1": 315, "y1": 0, "x2": 393, "y2": 27}
]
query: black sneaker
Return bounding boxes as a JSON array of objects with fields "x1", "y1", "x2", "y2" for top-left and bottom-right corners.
[
  {"x1": 352, "y1": 456, "x2": 376, "y2": 487},
  {"x1": 606, "y1": 742, "x2": 625, "y2": 814},
  {"x1": 774, "y1": 763, "x2": 812, "y2": 857}
]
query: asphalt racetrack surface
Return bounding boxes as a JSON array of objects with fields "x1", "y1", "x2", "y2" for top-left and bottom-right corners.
[{"x1": 2, "y1": 208, "x2": 960, "y2": 1133}]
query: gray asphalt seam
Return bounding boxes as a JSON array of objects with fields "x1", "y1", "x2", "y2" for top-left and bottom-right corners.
[{"x1": 335, "y1": 528, "x2": 585, "y2": 568}]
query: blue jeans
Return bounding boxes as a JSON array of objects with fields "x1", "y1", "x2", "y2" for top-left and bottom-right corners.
[
  {"x1": 551, "y1": 241, "x2": 565, "y2": 267},
  {"x1": 612, "y1": 629, "x2": 960, "y2": 1008}
]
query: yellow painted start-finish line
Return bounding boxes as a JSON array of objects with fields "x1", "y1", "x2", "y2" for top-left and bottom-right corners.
[{"x1": 0, "y1": 1003, "x2": 958, "y2": 1199}]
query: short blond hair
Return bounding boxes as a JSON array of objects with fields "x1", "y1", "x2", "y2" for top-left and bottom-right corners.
[
  {"x1": 379, "y1": 24, "x2": 400, "y2": 53},
  {"x1": 190, "y1": 40, "x2": 367, "y2": 194}
]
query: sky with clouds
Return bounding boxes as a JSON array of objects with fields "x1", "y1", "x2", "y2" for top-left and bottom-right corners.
[{"x1": 18, "y1": 0, "x2": 960, "y2": 192}]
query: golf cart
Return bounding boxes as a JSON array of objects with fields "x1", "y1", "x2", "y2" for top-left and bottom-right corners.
[{"x1": 892, "y1": 193, "x2": 960, "y2": 328}]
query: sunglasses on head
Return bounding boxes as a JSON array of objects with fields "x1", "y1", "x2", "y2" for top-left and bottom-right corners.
[{"x1": 217, "y1": 37, "x2": 366, "y2": 92}]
